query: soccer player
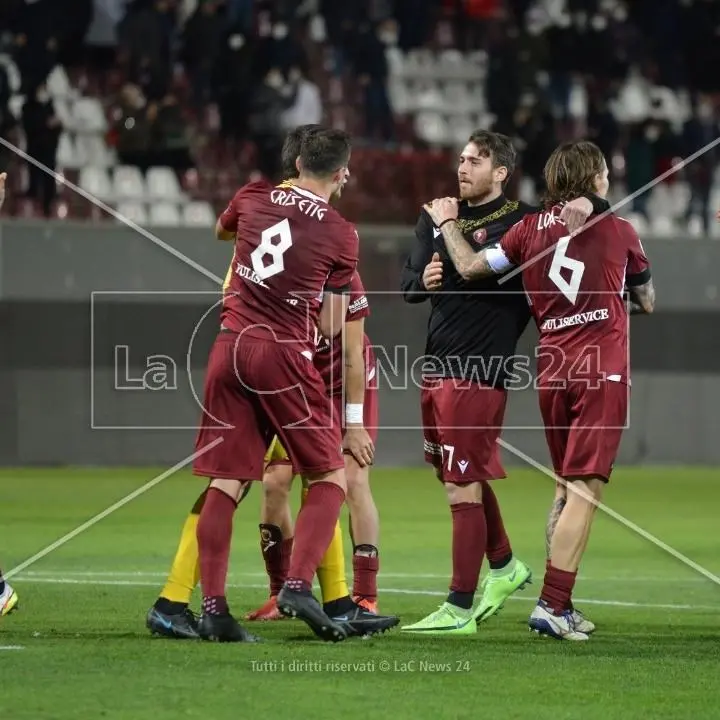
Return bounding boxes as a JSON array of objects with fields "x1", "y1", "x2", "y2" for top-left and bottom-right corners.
[
  {"x1": 190, "y1": 127, "x2": 384, "y2": 643},
  {"x1": 146, "y1": 130, "x2": 312, "y2": 640},
  {"x1": 399, "y1": 131, "x2": 604, "y2": 636},
  {"x1": 427, "y1": 140, "x2": 654, "y2": 640},
  {"x1": 0, "y1": 172, "x2": 18, "y2": 619},
  {"x1": 147, "y1": 128, "x2": 393, "y2": 639}
]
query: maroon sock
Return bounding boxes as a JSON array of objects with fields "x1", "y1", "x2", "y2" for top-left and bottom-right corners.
[
  {"x1": 197, "y1": 487, "x2": 237, "y2": 613},
  {"x1": 286, "y1": 482, "x2": 345, "y2": 590},
  {"x1": 259, "y1": 524, "x2": 292, "y2": 596},
  {"x1": 540, "y1": 563, "x2": 577, "y2": 614},
  {"x1": 448, "y1": 502, "x2": 487, "y2": 609},
  {"x1": 352, "y1": 547, "x2": 379, "y2": 601},
  {"x1": 482, "y1": 481, "x2": 512, "y2": 567}
]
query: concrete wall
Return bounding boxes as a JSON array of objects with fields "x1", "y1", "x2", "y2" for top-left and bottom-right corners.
[{"x1": 1, "y1": 220, "x2": 718, "y2": 467}]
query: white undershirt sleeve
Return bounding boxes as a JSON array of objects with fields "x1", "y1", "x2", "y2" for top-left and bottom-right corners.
[{"x1": 485, "y1": 245, "x2": 514, "y2": 274}]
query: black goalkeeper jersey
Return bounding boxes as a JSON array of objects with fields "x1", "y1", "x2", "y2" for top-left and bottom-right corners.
[
  {"x1": 400, "y1": 193, "x2": 611, "y2": 388},
  {"x1": 400, "y1": 195, "x2": 534, "y2": 388}
]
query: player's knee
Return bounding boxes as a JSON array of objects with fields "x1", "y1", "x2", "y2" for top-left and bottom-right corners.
[
  {"x1": 209, "y1": 477, "x2": 248, "y2": 503},
  {"x1": 565, "y1": 477, "x2": 604, "y2": 510},
  {"x1": 262, "y1": 464, "x2": 293, "y2": 501},
  {"x1": 445, "y1": 481, "x2": 482, "y2": 505},
  {"x1": 345, "y1": 461, "x2": 370, "y2": 492},
  {"x1": 305, "y1": 468, "x2": 347, "y2": 493}
]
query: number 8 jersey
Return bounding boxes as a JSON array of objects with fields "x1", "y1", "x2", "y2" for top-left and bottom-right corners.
[
  {"x1": 218, "y1": 180, "x2": 359, "y2": 353},
  {"x1": 499, "y1": 205, "x2": 651, "y2": 385}
]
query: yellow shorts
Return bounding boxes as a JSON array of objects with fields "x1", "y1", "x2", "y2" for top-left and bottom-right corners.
[{"x1": 264, "y1": 436, "x2": 290, "y2": 465}]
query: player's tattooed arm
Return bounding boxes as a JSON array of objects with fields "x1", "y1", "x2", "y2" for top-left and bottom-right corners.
[
  {"x1": 423, "y1": 197, "x2": 495, "y2": 280},
  {"x1": 441, "y1": 221, "x2": 495, "y2": 280},
  {"x1": 545, "y1": 495, "x2": 567, "y2": 557},
  {"x1": 0, "y1": 172, "x2": 6, "y2": 213},
  {"x1": 627, "y1": 278, "x2": 655, "y2": 314}
]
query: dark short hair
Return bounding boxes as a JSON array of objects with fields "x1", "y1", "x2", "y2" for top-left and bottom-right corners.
[
  {"x1": 466, "y1": 130, "x2": 517, "y2": 184},
  {"x1": 299, "y1": 128, "x2": 352, "y2": 178},
  {"x1": 280, "y1": 124, "x2": 323, "y2": 179},
  {"x1": 543, "y1": 140, "x2": 606, "y2": 206}
]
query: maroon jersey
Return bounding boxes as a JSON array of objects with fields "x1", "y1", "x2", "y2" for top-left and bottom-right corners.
[
  {"x1": 500, "y1": 206, "x2": 650, "y2": 383},
  {"x1": 218, "y1": 180, "x2": 359, "y2": 353},
  {"x1": 314, "y1": 271, "x2": 372, "y2": 396}
]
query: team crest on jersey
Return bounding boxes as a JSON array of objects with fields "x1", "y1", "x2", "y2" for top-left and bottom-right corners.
[{"x1": 473, "y1": 228, "x2": 487, "y2": 243}]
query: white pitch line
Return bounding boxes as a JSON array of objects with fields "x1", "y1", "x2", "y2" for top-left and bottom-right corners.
[
  {"x1": 498, "y1": 438, "x2": 720, "y2": 588},
  {"x1": 0, "y1": 646, "x2": 25, "y2": 651},
  {"x1": 11, "y1": 576, "x2": 717, "y2": 612},
  {"x1": 0, "y1": 136, "x2": 224, "y2": 286},
  {"x1": 4, "y1": 440, "x2": 222, "y2": 581},
  {"x1": 14, "y1": 570, "x2": 713, "y2": 584}
]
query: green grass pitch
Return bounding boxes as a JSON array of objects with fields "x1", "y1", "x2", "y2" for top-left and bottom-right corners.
[{"x1": 1, "y1": 466, "x2": 719, "y2": 720}]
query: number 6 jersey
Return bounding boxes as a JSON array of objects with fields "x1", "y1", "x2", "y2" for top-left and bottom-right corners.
[
  {"x1": 218, "y1": 180, "x2": 359, "y2": 352},
  {"x1": 499, "y1": 205, "x2": 651, "y2": 384}
]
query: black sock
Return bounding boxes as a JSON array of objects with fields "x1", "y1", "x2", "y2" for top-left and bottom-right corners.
[
  {"x1": 323, "y1": 595, "x2": 356, "y2": 616},
  {"x1": 447, "y1": 591, "x2": 474, "y2": 610},
  {"x1": 353, "y1": 544, "x2": 379, "y2": 557},
  {"x1": 489, "y1": 552, "x2": 513, "y2": 570},
  {"x1": 191, "y1": 489, "x2": 208, "y2": 514},
  {"x1": 154, "y1": 597, "x2": 188, "y2": 614}
]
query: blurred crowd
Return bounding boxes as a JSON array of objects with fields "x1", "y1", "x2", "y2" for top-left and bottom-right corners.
[{"x1": 0, "y1": 0, "x2": 718, "y2": 227}]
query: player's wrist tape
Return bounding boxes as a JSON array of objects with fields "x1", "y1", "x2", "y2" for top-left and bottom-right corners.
[
  {"x1": 438, "y1": 218, "x2": 456, "y2": 229},
  {"x1": 345, "y1": 404, "x2": 364, "y2": 424}
]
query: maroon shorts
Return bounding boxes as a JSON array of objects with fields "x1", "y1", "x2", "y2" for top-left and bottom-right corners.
[
  {"x1": 193, "y1": 333, "x2": 344, "y2": 481},
  {"x1": 331, "y1": 382, "x2": 379, "y2": 444},
  {"x1": 539, "y1": 378, "x2": 629, "y2": 482},
  {"x1": 421, "y1": 378, "x2": 508, "y2": 484}
]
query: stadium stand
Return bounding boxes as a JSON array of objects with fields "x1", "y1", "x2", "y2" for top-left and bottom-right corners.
[{"x1": 0, "y1": 0, "x2": 718, "y2": 232}]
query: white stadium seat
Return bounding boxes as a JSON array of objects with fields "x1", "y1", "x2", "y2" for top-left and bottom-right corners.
[
  {"x1": 76, "y1": 134, "x2": 113, "y2": 168},
  {"x1": 414, "y1": 112, "x2": 449, "y2": 146},
  {"x1": 415, "y1": 82, "x2": 444, "y2": 112},
  {"x1": 437, "y1": 49, "x2": 465, "y2": 78},
  {"x1": 57, "y1": 133, "x2": 85, "y2": 170},
  {"x1": 72, "y1": 97, "x2": 108, "y2": 134},
  {"x1": 651, "y1": 215, "x2": 675, "y2": 237},
  {"x1": 115, "y1": 202, "x2": 148, "y2": 225},
  {"x1": 388, "y1": 79, "x2": 411, "y2": 113},
  {"x1": 385, "y1": 47, "x2": 405, "y2": 77},
  {"x1": 146, "y1": 167, "x2": 182, "y2": 202},
  {"x1": 53, "y1": 98, "x2": 75, "y2": 130},
  {"x1": 448, "y1": 114, "x2": 476, "y2": 147},
  {"x1": 149, "y1": 202, "x2": 182, "y2": 226},
  {"x1": 79, "y1": 166, "x2": 112, "y2": 200},
  {"x1": 47, "y1": 65, "x2": 72, "y2": 99},
  {"x1": 623, "y1": 213, "x2": 649, "y2": 236},
  {"x1": 112, "y1": 165, "x2": 146, "y2": 200},
  {"x1": 183, "y1": 201, "x2": 216, "y2": 227},
  {"x1": 8, "y1": 94, "x2": 24, "y2": 120}
]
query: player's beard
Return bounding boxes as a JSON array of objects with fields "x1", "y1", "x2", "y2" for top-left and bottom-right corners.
[{"x1": 459, "y1": 174, "x2": 495, "y2": 204}]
